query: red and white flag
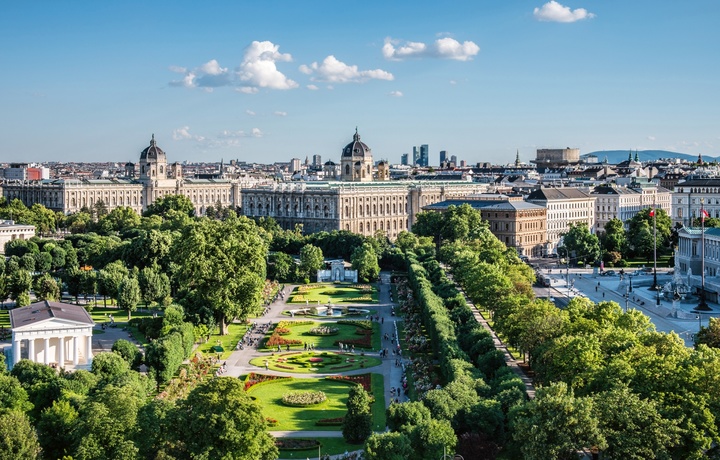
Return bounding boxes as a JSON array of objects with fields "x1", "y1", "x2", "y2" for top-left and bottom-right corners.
[
  {"x1": 702, "y1": 209, "x2": 710, "y2": 221},
  {"x1": 649, "y1": 208, "x2": 655, "y2": 217}
]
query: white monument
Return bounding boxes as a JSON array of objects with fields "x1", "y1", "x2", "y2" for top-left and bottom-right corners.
[{"x1": 9, "y1": 300, "x2": 95, "y2": 370}]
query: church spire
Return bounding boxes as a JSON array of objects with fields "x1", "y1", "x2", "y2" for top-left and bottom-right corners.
[
  {"x1": 515, "y1": 149, "x2": 520, "y2": 167},
  {"x1": 634, "y1": 150, "x2": 639, "y2": 162}
]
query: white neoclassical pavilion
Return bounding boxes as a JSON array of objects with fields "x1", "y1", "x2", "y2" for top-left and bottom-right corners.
[{"x1": 9, "y1": 300, "x2": 94, "y2": 370}]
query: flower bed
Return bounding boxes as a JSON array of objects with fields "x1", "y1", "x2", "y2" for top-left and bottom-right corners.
[
  {"x1": 277, "y1": 320, "x2": 314, "y2": 328},
  {"x1": 326, "y1": 373, "x2": 372, "y2": 393},
  {"x1": 308, "y1": 326, "x2": 339, "y2": 336},
  {"x1": 266, "y1": 334, "x2": 303, "y2": 347},
  {"x1": 316, "y1": 416, "x2": 344, "y2": 426},
  {"x1": 333, "y1": 328, "x2": 373, "y2": 348},
  {"x1": 329, "y1": 364, "x2": 353, "y2": 370},
  {"x1": 275, "y1": 438, "x2": 320, "y2": 451},
  {"x1": 243, "y1": 372, "x2": 292, "y2": 391},
  {"x1": 266, "y1": 417, "x2": 278, "y2": 427},
  {"x1": 274, "y1": 327, "x2": 291, "y2": 335},
  {"x1": 282, "y1": 390, "x2": 327, "y2": 406},
  {"x1": 308, "y1": 357, "x2": 324, "y2": 363},
  {"x1": 337, "y1": 319, "x2": 372, "y2": 330}
]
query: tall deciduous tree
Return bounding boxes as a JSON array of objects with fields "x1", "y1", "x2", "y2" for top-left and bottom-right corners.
[
  {"x1": 560, "y1": 223, "x2": 601, "y2": 265},
  {"x1": 351, "y1": 242, "x2": 380, "y2": 282},
  {"x1": 143, "y1": 194, "x2": 195, "y2": 219},
  {"x1": 364, "y1": 432, "x2": 413, "y2": 460},
  {"x1": 175, "y1": 215, "x2": 268, "y2": 334},
  {"x1": 602, "y1": 218, "x2": 627, "y2": 255},
  {"x1": 0, "y1": 410, "x2": 41, "y2": 460},
  {"x1": 117, "y1": 276, "x2": 141, "y2": 320},
  {"x1": 342, "y1": 385, "x2": 373, "y2": 444},
  {"x1": 510, "y1": 382, "x2": 606, "y2": 460},
  {"x1": 298, "y1": 243, "x2": 324, "y2": 282},
  {"x1": 172, "y1": 378, "x2": 278, "y2": 459}
]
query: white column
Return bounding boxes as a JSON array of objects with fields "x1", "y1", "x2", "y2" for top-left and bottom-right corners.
[
  {"x1": 58, "y1": 337, "x2": 65, "y2": 367},
  {"x1": 13, "y1": 339, "x2": 21, "y2": 364},
  {"x1": 72, "y1": 336, "x2": 79, "y2": 365},
  {"x1": 28, "y1": 338, "x2": 36, "y2": 363},
  {"x1": 86, "y1": 335, "x2": 93, "y2": 365},
  {"x1": 43, "y1": 337, "x2": 50, "y2": 364}
]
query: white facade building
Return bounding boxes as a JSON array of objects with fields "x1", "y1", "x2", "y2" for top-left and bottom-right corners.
[
  {"x1": 673, "y1": 178, "x2": 720, "y2": 227},
  {"x1": 526, "y1": 187, "x2": 596, "y2": 254},
  {"x1": 9, "y1": 301, "x2": 95, "y2": 370},
  {"x1": 0, "y1": 221, "x2": 36, "y2": 252},
  {"x1": 591, "y1": 184, "x2": 672, "y2": 233}
]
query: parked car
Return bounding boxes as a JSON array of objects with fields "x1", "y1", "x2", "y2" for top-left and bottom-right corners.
[{"x1": 603, "y1": 270, "x2": 617, "y2": 276}]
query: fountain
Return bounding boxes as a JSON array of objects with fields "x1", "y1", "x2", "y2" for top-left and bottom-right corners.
[{"x1": 661, "y1": 259, "x2": 693, "y2": 302}]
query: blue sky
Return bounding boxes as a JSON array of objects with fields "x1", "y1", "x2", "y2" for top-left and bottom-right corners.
[{"x1": 1, "y1": 1, "x2": 719, "y2": 165}]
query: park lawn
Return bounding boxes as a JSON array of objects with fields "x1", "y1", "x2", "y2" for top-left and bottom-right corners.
[
  {"x1": 249, "y1": 351, "x2": 381, "y2": 374},
  {"x1": 0, "y1": 310, "x2": 9, "y2": 329},
  {"x1": 288, "y1": 283, "x2": 378, "y2": 304},
  {"x1": 274, "y1": 437, "x2": 366, "y2": 457},
  {"x1": 198, "y1": 323, "x2": 250, "y2": 360},
  {"x1": 260, "y1": 321, "x2": 381, "y2": 351},
  {"x1": 622, "y1": 254, "x2": 673, "y2": 268},
  {"x1": 248, "y1": 377, "x2": 353, "y2": 431},
  {"x1": 370, "y1": 373, "x2": 386, "y2": 431}
]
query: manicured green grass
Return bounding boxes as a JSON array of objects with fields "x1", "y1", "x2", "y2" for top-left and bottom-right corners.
[
  {"x1": 275, "y1": 437, "x2": 361, "y2": 458},
  {"x1": 198, "y1": 323, "x2": 249, "y2": 360},
  {"x1": 88, "y1": 306, "x2": 155, "y2": 325},
  {"x1": 0, "y1": 310, "x2": 9, "y2": 329},
  {"x1": 260, "y1": 321, "x2": 381, "y2": 351},
  {"x1": 248, "y1": 377, "x2": 353, "y2": 431},
  {"x1": 622, "y1": 254, "x2": 673, "y2": 268},
  {"x1": 250, "y1": 351, "x2": 381, "y2": 374},
  {"x1": 249, "y1": 374, "x2": 386, "y2": 432},
  {"x1": 288, "y1": 283, "x2": 378, "y2": 304}
]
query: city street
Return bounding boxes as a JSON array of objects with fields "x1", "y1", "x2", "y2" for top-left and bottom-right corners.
[{"x1": 532, "y1": 261, "x2": 719, "y2": 346}]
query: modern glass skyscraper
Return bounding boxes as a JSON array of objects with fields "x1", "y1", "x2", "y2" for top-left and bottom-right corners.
[
  {"x1": 420, "y1": 144, "x2": 429, "y2": 167},
  {"x1": 439, "y1": 150, "x2": 447, "y2": 165},
  {"x1": 401, "y1": 153, "x2": 409, "y2": 165}
]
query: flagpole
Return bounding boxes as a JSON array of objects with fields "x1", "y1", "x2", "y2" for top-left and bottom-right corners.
[
  {"x1": 696, "y1": 198, "x2": 710, "y2": 310},
  {"x1": 653, "y1": 199, "x2": 661, "y2": 305}
]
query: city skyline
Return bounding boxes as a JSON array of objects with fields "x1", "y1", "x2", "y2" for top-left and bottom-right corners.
[{"x1": 1, "y1": 1, "x2": 719, "y2": 165}]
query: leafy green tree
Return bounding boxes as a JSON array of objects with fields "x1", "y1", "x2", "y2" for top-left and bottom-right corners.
[
  {"x1": 696, "y1": 317, "x2": 720, "y2": 348},
  {"x1": 19, "y1": 253, "x2": 35, "y2": 272},
  {"x1": 33, "y1": 273, "x2": 60, "y2": 301},
  {"x1": 98, "y1": 260, "x2": 129, "y2": 306},
  {"x1": 364, "y1": 432, "x2": 413, "y2": 460},
  {"x1": 145, "y1": 333, "x2": 184, "y2": 385},
  {"x1": 601, "y1": 218, "x2": 627, "y2": 254},
  {"x1": 560, "y1": 222, "x2": 601, "y2": 265},
  {"x1": 299, "y1": 243, "x2": 324, "y2": 282},
  {"x1": 629, "y1": 207, "x2": 672, "y2": 248},
  {"x1": 66, "y1": 211, "x2": 93, "y2": 234},
  {"x1": 37, "y1": 399, "x2": 80, "y2": 459},
  {"x1": 412, "y1": 210, "x2": 445, "y2": 247},
  {"x1": 135, "y1": 398, "x2": 175, "y2": 459},
  {"x1": 343, "y1": 385, "x2": 373, "y2": 444},
  {"x1": 91, "y1": 351, "x2": 131, "y2": 383},
  {"x1": 594, "y1": 386, "x2": 680, "y2": 460},
  {"x1": 10, "y1": 359, "x2": 62, "y2": 419},
  {"x1": 0, "y1": 410, "x2": 41, "y2": 460},
  {"x1": 267, "y1": 252, "x2": 295, "y2": 282},
  {"x1": 143, "y1": 194, "x2": 195, "y2": 219},
  {"x1": 117, "y1": 275, "x2": 141, "y2": 320},
  {"x1": 386, "y1": 401, "x2": 432, "y2": 433},
  {"x1": 8, "y1": 269, "x2": 32, "y2": 307},
  {"x1": 0, "y1": 373, "x2": 33, "y2": 413},
  {"x1": 98, "y1": 206, "x2": 141, "y2": 235},
  {"x1": 175, "y1": 216, "x2": 268, "y2": 334},
  {"x1": 395, "y1": 231, "x2": 419, "y2": 253},
  {"x1": 510, "y1": 382, "x2": 606, "y2": 460},
  {"x1": 628, "y1": 220, "x2": 655, "y2": 261},
  {"x1": 409, "y1": 418, "x2": 457, "y2": 460},
  {"x1": 351, "y1": 242, "x2": 380, "y2": 282},
  {"x1": 33, "y1": 251, "x2": 52, "y2": 273},
  {"x1": 112, "y1": 339, "x2": 143, "y2": 369},
  {"x1": 172, "y1": 377, "x2": 278, "y2": 459},
  {"x1": 138, "y1": 266, "x2": 170, "y2": 307},
  {"x1": 122, "y1": 229, "x2": 174, "y2": 270},
  {"x1": 5, "y1": 239, "x2": 36, "y2": 258}
]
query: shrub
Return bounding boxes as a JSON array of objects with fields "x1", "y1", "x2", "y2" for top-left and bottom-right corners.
[
  {"x1": 308, "y1": 326, "x2": 339, "y2": 336},
  {"x1": 275, "y1": 438, "x2": 320, "y2": 451}
]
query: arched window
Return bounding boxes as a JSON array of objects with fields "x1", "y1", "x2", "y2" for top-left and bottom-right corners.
[{"x1": 345, "y1": 164, "x2": 350, "y2": 175}]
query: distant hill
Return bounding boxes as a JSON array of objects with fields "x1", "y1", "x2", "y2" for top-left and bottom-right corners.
[{"x1": 583, "y1": 150, "x2": 717, "y2": 164}]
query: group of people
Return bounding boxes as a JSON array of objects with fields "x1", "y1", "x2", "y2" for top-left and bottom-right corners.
[{"x1": 214, "y1": 361, "x2": 228, "y2": 377}]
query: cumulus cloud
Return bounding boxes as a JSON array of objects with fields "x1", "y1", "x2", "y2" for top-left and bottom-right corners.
[
  {"x1": 647, "y1": 135, "x2": 656, "y2": 141},
  {"x1": 273, "y1": 111, "x2": 287, "y2": 117},
  {"x1": 389, "y1": 90, "x2": 403, "y2": 97},
  {"x1": 307, "y1": 84, "x2": 319, "y2": 90},
  {"x1": 174, "y1": 126, "x2": 266, "y2": 149},
  {"x1": 533, "y1": 1, "x2": 595, "y2": 22},
  {"x1": 382, "y1": 37, "x2": 479, "y2": 61},
  {"x1": 299, "y1": 55, "x2": 393, "y2": 83},
  {"x1": 169, "y1": 40, "x2": 297, "y2": 92},
  {"x1": 252, "y1": 128, "x2": 263, "y2": 137},
  {"x1": 173, "y1": 126, "x2": 204, "y2": 141}
]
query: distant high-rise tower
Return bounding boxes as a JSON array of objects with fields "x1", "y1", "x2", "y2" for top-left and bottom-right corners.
[
  {"x1": 401, "y1": 153, "x2": 409, "y2": 165},
  {"x1": 439, "y1": 150, "x2": 447, "y2": 165},
  {"x1": 515, "y1": 150, "x2": 520, "y2": 167},
  {"x1": 412, "y1": 146, "x2": 420, "y2": 166},
  {"x1": 289, "y1": 158, "x2": 302, "y2": 173},
  {"x1": 420, "y1": 145, "x2": 429, "y2": 167},
  {"x1": 312, "y1": 154, "x2": 322, "y2": 169},
  {"x1": 450, "y1": 155, "x2": 458, "y2": 165}
]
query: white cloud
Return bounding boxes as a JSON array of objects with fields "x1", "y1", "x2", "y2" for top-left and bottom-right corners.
[
  {"x1": 449, "y1": 80, "x2": 457, "y2": 85},
  {"x1": 300, "y1": 55, "x2": 393, "y2": 83},
  {"x1": 382, "y1": 37, "x2": 479, "y2": 61},
  {"x1": 533, "y1": 1, "x2": 595, "y2": 23},
  {"x1": 169, "y1": 40, "x2": 297, "y2": 92},
  {"x1": 252, "y1": 128, "x2": 263, "y2": 137},
  {"x1": 647, "y1": 135, "x2": 656, "y2": 141},
  {"x1": 237, "y1": 41, "x2": 298, "y2": 90},
  {"x1": 389, "y1": 90, "x2": 403, "y2": 97},
  {"x1": 246, "y1": 110, "x2": 256, "y2": 116},
  {"x1": 173, "y1": 126, "x2": 201, "y2": 141},
  {"x1": 307, "y1": 84, "x2": 319, "y2": 90},
  {"x1": 273, "y1": 111, "x2": 287, "y2": 117}
]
